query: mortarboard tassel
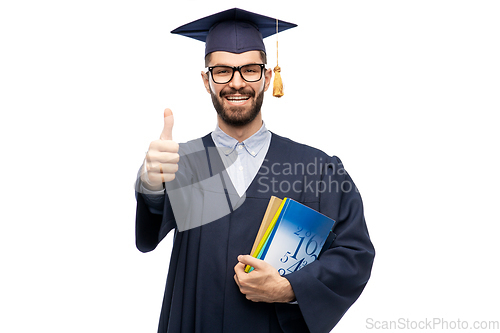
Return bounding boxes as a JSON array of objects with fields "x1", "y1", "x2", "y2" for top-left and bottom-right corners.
[
  {"x1": 273, "y1": 66, "x2": 283, "y2": 97},
  {"x1": 273, "y1": 19, "x2": 284, "y2": 98}
]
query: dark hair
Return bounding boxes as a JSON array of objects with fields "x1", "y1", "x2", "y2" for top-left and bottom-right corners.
[{"x1": 204, "y1": 50, "x2": 267, "y2": 67}]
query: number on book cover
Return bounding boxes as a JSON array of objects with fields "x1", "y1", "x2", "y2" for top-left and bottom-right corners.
[{"x1": 278, "y1": 226, "x2": 319, "y2": 276}]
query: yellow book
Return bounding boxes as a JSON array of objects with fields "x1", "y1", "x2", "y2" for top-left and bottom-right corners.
[
  {"x1": 249, "y1": 196, "x2": 283, "y2": 256},
  {"x1": 245, "y1": 197, "x2": 287, "y2": 272}
]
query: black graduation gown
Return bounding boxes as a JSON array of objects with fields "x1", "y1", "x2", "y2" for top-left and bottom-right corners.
[{"x1": 135, "y1": 133, "x2": 375, "y2": 333}]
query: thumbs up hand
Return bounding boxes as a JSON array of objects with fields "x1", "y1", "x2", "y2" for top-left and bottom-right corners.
[{"x1": 141, "y1": 109, "x2": 180, "y2": 190}]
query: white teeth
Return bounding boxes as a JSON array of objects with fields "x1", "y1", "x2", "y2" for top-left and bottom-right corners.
[{"x1": 226, "y1": 96, "x2": 249, "y2": 101}]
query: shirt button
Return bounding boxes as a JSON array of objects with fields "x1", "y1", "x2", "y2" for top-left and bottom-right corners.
[
  {"x1": 239, "y1": 166, "x2": 244, "y2": 171},
  {"x1": 238, "y1": 145, "x2": 243, "y2": 150}
]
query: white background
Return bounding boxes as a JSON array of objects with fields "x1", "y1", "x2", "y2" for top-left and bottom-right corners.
[{"x1": 1, "y1": 1, "x2": 499, "y2": 332}]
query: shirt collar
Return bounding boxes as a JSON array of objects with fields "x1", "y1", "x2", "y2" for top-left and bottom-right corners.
[{"x1": 212, "y1": 122, "x2": 270, "y2": 157}]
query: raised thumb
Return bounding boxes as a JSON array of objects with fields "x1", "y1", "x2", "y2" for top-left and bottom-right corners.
[{"x1": 160, "y1": 108, "x2": 174, "y2": 140}]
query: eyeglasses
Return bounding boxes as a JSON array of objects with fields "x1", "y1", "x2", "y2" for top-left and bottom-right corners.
[{"x1": 207, "y1": 64, "x2": 265, "y2": 84}]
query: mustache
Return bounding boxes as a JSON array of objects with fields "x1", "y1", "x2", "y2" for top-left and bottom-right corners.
[{"x1": 220, "y1": 88, "x2": 255, "y2": 97}]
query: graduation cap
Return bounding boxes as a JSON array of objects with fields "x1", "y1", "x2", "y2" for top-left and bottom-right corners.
[{"x1": 171, "y1": 8, "x2": 297, "y2": 97}]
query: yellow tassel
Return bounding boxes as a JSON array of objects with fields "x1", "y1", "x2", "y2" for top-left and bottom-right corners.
[
  {"x1": 273, "y1": 19, "x2": 284, "y2": 98},
  {"x1": 273, "y1": 65, "x2": 284, "y2": 98}
]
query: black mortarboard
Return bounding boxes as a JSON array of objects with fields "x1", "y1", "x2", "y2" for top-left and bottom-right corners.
[{"x1": 171, "y1": 8, "x2": 297, "y2": 56}]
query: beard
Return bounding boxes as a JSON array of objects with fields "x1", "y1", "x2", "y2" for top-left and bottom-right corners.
[{"x1": 210, "y1": 85, "x2": 264, "y2": 127}]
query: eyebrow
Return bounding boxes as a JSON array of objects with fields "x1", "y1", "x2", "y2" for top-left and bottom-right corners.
[{"x1": 209, "y1": 63, "x2": 262, "y2": 67}]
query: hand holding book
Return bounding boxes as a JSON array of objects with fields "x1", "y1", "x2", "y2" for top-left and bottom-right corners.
[
  {"x1": 234, "y1": 255, "x2": 295, "y2": 303},
  {"x1": 245, "y1": 196, "x2": 336, "y2": 275}
]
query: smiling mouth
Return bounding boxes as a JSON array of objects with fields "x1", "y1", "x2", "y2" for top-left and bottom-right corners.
[{"x1": 225, "y1": 95, "x2": 251, "y2": 104}]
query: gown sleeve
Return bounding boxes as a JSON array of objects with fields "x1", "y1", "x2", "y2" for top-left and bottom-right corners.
[
  {"x1": 278, "y1": 156, "x2": 375, "y2": 333},
  {"x1": 135, "y1": 186, "x2": 176, "y2": 253}
]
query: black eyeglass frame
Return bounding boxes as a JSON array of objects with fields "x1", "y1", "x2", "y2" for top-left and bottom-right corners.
[{"x1": 207, "y1": 64, "x2": 266, "y2": 84}]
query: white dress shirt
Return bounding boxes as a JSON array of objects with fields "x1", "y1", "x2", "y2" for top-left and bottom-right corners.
[{"x1": 211, "y1": 122, "x2": 271, "y2": 197}]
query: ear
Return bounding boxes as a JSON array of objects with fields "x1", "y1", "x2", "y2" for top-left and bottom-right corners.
[
  {"x1": 201, "y1": 71, "x2": 211, "y2": 94},
  {"x1": 263, "y1": 68, "x2": 273, "y2": 92}
]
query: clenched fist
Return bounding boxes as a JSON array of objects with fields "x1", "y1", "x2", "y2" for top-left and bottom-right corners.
[{"x1": 141, "y1": 109, "x2": 180, "y2": 191}]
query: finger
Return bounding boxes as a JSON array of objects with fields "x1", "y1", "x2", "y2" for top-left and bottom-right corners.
[
  {"x1": 234, "y1": 261, "x2": 246, "y2": 275},
  {"x1": 147, "y1": 171, "x2": 175, "y2": 184},
  {"x1": 237, "y1": 255, "x2": 265, "y2": 270},
  {"x1": 233, "y1": 264, "x2": 247, "y2": 289},
  {"x1": 234, "y1": 273, "x2": 241, "y2": 288},
  {"x1": 147, "y1": 162, "x2": 179, "y2": 175},
  {"x1": 160, "y1": 108, "x2": 174, "y2": 140},
  {"x1": 146, "y1": 150, "x2": 180, "y2": 164},
  {"x1": 149, "y1": 140, "x2": 179, "y2": 156}
]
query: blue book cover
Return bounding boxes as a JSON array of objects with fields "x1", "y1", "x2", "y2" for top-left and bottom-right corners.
[{"x1": 259, "y1": 198, "x2": 336, "y2": 276}]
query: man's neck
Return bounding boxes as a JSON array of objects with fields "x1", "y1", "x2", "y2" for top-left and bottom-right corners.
[{"x1": 217, "y1": 114, "x2": 263, "y2": 142}]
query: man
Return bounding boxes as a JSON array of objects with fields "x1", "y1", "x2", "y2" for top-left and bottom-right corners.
[{"x1": 135, "y1": 8, "x2": 374, "y2": 333}]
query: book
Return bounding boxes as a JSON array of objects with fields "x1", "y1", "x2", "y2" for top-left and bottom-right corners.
[
  {"x1": 245, "y1": 197, "x2": 285, "y2": 273},
  {"x1": 248, "y1": 196, "x2": 283, "y2": 257},
  {"x1": 246, "y1": 197, "x2": 336, "y2": 276}
]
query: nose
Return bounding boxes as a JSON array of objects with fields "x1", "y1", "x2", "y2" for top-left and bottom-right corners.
[{"x1": 229, "y1": 70, "x2": 246, "y2": 90}]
